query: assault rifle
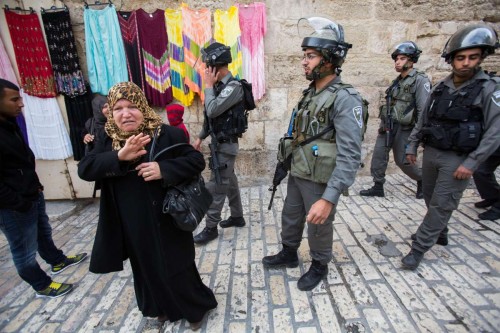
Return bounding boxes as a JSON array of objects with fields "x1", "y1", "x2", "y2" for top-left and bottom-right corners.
[
  {"x1": 385, "y1": 82, "x2": 398, "y2": 148},
  {"x1": 268, "y1": 146, "x2": 292, "y2": 210},
  {"x1": 206, "y1": 112, "x2": 227, "y2": 185}
]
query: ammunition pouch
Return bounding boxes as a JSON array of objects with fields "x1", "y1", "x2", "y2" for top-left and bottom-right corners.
[
  {"x1": 290, "y1": 140, "x2": 337, "y2": 184},
  {"x1": 277, "y1": 137, "x2": 293, "y2": 163},
  {"x1": 420, "y1": 122, "x2": 482, "y2": 153}
]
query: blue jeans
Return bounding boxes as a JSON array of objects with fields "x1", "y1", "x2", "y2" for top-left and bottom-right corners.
[{"x1": 0, "y1": 192, "x2": 66, "y2": 291}]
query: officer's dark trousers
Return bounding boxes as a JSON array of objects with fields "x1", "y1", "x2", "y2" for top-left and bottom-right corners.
[
  {"x1": 370, "y1": 125, "x2": 422, "y2": 184},
  {"x1": 413, "y1": 147, "x2": 469, "y2": 253},
  {"x1": 473, "y1": 147, "x2": 500, "y2": 208},
  {"x1": 205, "y1": 152, "x2": 243, "y2": 228},
  {"x1": 280, "y1": 175, "x2": 334, "y2": 265}
]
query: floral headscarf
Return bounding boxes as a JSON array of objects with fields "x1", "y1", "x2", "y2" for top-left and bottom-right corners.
[{"x1": 105, "y1": 82, "x2": 163, "y2": 150}]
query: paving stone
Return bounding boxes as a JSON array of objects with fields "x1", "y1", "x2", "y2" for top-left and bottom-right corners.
[
  {"x1": 269, "y1": 275, "x2": 287, "y2": 306},
  {"x1": 363, "y1": 308, "x2": 391, "y2": 333},
  {"x1": 377, "y1": 263, "x2": 426, "y2": 312},
  {"x1": 430, "y1": 263, "x2": 489, "y2": 307},
  {"x1": 410, "y1": 311, "x2": 445, "y2": 333},
  {"x1": 346, "y1": 246, "x2": 381, "y2": 281},
  {"x1": 272, "y1": 308, "x2": 294, "y2": 333},
  {"x1": 1, "y1": 173, "x2": 499, "y2": 333},
  {"x1": 340, "y1": 264, "x2": 374, "y2": 306},
  {"x1": 432, "y1": 284, "x2": 495, "y2": 332},
  {"x1": 312, "y1": 294, "x2": 342, "y2": 333},
  {"x1": 214, "y1": 264, "x2": 230, "y2": 294},
  {"x1": 251, "y1": 289, "x2": 270, "y2": 332},
  {"x1": 329, "y1": 284, "x2": 360, "y2": 319},
  {"x1": 369, "y1": 283, "x2": 416, "y2": 332},
  {"x1": 229, "y1": 273, "x2": 248, "y2": 319}
]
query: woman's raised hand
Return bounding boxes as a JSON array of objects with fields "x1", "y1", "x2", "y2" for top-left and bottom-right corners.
[{"x1": 117, "y1": 133, "x2": 151, "y2": 161}]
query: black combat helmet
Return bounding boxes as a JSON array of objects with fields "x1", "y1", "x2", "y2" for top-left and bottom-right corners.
[
  {"x1": 201, "y1": 42, "x2": 232, "y2": 66},
  {"x1": 442, "y1": 24, "x2": 499, "y2": 63},
  {"x1": 391, "y1": 41, "x2": 422, "y2": 63},
  {"x1": 298, "y1": 16, "x2": 352, "y2": 68}
]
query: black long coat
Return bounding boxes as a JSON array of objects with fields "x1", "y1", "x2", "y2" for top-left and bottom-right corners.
[{"x1": 78, "y1": 125, "x2": 217, "y2": 319}]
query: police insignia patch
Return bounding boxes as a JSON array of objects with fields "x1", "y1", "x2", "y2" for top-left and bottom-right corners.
[
  {"x1": 352, "y1": 106, "x2": 363, "y2": 128},
  {"x1": 220, "y1": 86, "x2": 234, "y2": 98},
  {"x1": 492, "y1": 90, "x2": 500, "y2": 107},
  {"x1": 424, "y1": 82, "x2": 431, "y2": 93}
]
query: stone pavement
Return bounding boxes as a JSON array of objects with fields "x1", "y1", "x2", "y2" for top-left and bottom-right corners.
[{"x1": 0, "y1": 173, "x2": 499, "y2": 333}]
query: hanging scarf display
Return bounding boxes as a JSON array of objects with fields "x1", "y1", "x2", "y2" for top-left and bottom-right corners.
[
  {"x1": 0, "y1": 35, "x2": 28, "y2": 144},
  {"x1": 181, "y1": 4, "x2": 212, "y2": 102},
  {"x1": 4, "y1": 10, "x2": 56, "y2": 97},
  {"x1": 41, "y1": 10, "x2": 86, "y2": 97},
  {"x1": 117, "y1": 10, "x2": 144, "y2": 90},
  {"x1": 214, "y1": 6, "x2": 243, "y2": 80},
  {"x1": 165, "y1": 8, "x2": 194, "y2": 106},
  {"x1": 63, "y1": 89, "x2": 94, "y2": 161},
  {"x1": 236, "y1": 3, "x2": 267, "y2": 100},
  {"x1": 84, "y1": 5, "x2": 128, "y2": 95},
  {"x1": 21, "y1": 90, "x2": 73, "y2": 160},
  {"x1": 136, "y1": 9, "x2": 173, "y2": 106}
]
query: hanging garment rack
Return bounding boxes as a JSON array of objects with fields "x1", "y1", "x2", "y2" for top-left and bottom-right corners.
[
  {"x1": 84, "y1": 1, "x2": 113, "y2": 9},
  {"x1": 41, "y1": 5, "x2": 69, "y2": 14},
  {"x1": 3, "y1": 5, "x2": 35, "y2": 13}
]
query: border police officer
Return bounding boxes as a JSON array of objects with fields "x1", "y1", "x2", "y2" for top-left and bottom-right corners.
[
  {"x1": 193, "y1": 42, "x2": 246, "y2": 245},
  {"x1": 360, "y1": 41, "x2": 430, "y2": 199},
  {"x1": 403, "y1": 24, "x2": 500, "y2": 270},
  {"x1": 262, "y1": 17, "x2": 363, "y2": 291}
]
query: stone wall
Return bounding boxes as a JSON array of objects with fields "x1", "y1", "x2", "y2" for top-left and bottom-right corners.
[{"x1": 1, "y1": 0, "x2": 499, "y2": 198}]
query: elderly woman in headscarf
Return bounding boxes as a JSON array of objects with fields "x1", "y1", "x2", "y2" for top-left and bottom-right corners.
[
  {"x1": 82, "y1": 94, "x2": 109, "y2": 153},
  {"x1": 78, "y1": 82, "x2": 217, "y2": 330}
]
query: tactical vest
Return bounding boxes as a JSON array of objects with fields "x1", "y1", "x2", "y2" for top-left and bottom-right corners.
[
  {"x1": 289, "y1": 82, "x2": 363, "y2": 184},
  {"x1": 209, "y1": 78, "x2": 247, "y2": 143},
  {"x1": 419, "y1": 79, "x2": 485, "y2": 153},
  {"x1": 380, "y1": 70, "x2": 427, "y2": 126}
]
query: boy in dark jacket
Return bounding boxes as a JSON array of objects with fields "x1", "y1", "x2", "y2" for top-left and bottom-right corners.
[{"x1": 0, "y1": 79, "x2": 87, "y2": 298}]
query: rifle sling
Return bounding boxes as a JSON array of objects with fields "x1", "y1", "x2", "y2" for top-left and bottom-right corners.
[{"x1": 296, "y1": 124, "x2": 336, "y2": 147}]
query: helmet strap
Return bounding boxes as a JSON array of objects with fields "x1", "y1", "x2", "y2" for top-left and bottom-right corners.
[{"x1": 307, "y1": 59, "x2": 335, "y2": 80}]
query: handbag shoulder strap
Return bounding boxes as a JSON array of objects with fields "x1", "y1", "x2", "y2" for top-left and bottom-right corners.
[{"x1": 149, "y1": 128, "x2": 192, "y2": 162}]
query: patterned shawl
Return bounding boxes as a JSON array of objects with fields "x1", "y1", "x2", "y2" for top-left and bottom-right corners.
[{"x1": 105, "y1": 81, "x2": 163, "y2": 150}]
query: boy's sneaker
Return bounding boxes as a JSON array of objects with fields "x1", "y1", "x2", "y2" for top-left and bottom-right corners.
[
  {"x1": 36, "y1": 281, "x2": 73, "y2": 299},
  {"x1": 51, "y1": 253, "x2": 88, "y2": 275}
]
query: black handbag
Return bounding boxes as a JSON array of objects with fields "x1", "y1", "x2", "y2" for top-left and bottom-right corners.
[{"x1": 150, "y1": 133, "x2": 213, "y2": 232}]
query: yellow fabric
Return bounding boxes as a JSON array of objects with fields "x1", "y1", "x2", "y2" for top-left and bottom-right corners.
[
  {"x1": 214, "y1": 6, "x2": 243, "y2": 79},
  {"x1": 165, "y1": 8, "x2": 194, "y2": 106}
]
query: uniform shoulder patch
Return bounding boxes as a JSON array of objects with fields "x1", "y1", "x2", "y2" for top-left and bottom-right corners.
[
  {"x1": 492, "y1": 90, "x2": 500, "y2": 107},
  {"x1": 220, "y1": 86, "x2": 235, "y2": 98},
  {"x1": 352, "y1": 106, "x2": 363, "y2": 128},
  {"x1": 424, "y1": 82, "x2": 431, "y2": 93}
]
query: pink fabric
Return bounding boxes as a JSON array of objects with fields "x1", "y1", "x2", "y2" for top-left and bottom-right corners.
[
  {"x1": 237, "y1": 3, "x2": 267, "y2": 100},
  {"x1": 0, "y1": 36, "x2": 18, "y2": 85}
]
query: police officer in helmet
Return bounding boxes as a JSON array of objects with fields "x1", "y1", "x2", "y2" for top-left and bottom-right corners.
[
  {"x1": 403, "y1": 24, "x2": 500, "y2": 270},
  {"x1": 193, "y1": 42, "x2": 246, "y2": 245},
  {"x1": 360, "y1": 41, "x2": 430, "y2": 199},
  {"x1": 262, "y1": 17, "x2": 363, "y2": 291}
]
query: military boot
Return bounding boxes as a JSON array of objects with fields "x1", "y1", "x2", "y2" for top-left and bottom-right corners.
[
  {"x1": 401, "y1": 249, "x2": 424, "y2": 270},
  {"x1": 359, "y1": 182, "x2": 384, "y2": 197},
  {"x1": 193, "y1": 227, "x2": 218, "y2": 245},
  {"x1": 416, "y1": 180, "x2": 423, "y2": 199},
  {"x1": 297, "y1": 260, "x2": 328, "y2": 291},
  {"x1": 262, "y1": 245, "x2": 299, "y2": 268}
]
